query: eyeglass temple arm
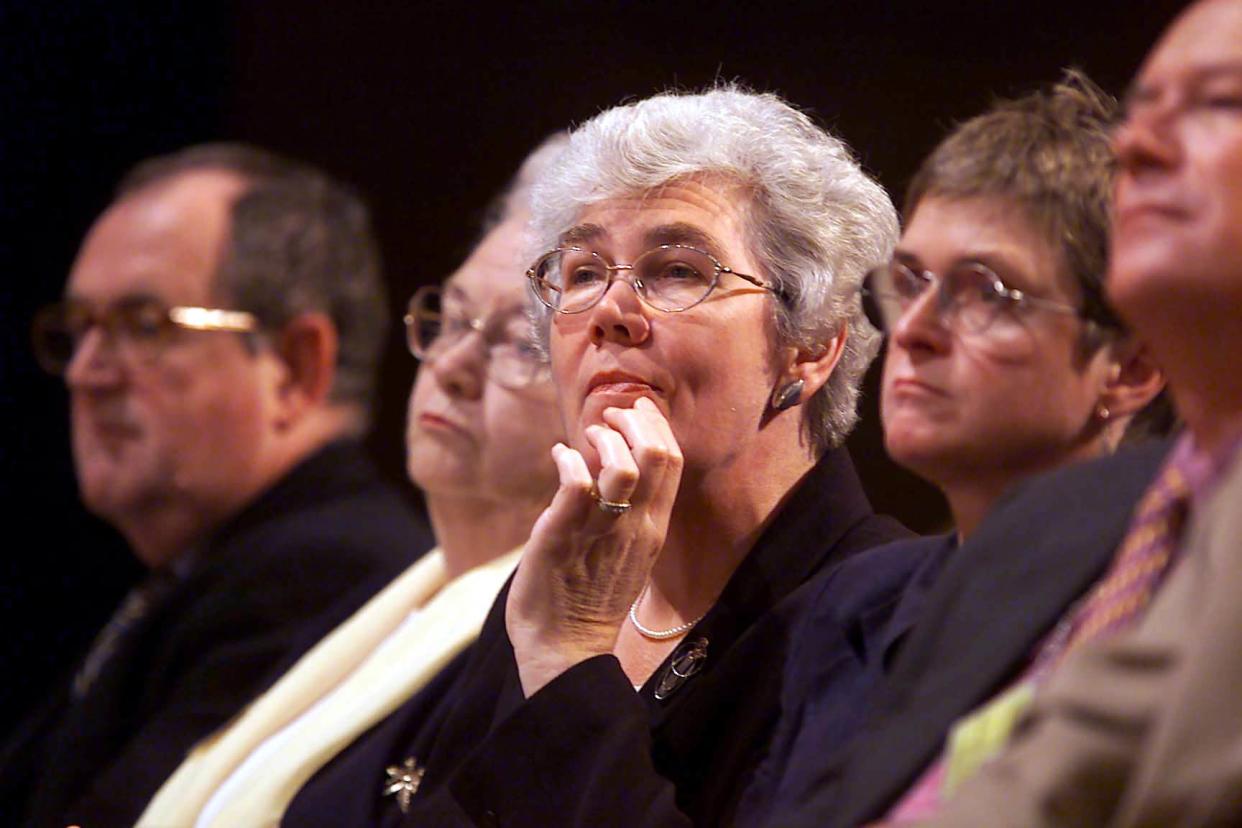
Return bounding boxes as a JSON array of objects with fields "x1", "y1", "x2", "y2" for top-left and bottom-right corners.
[
  {"x1": 168, "y1": 306, "x2": 258, "y2": 333},
  {"x1": 999, "y1": 286, "x2": 1085, "y2": 319},
  {"x1": 527, "y1": 271, "x2": 564, "y2": 296},
  {"x1": 720, "y1": 267, "x2": 777, "y2": 293}
]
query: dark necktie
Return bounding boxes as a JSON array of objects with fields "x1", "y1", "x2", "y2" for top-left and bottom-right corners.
[{"x1": 72, "y1": 570, "x2": 178, "y2": 699}]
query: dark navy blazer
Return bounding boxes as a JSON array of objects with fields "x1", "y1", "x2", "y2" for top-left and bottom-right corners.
[
  {"x1": 736, "y1": 533, "x2": 956, "y2": 826},
  {"x1": 781, "y1": 439, "x2": 1172, "y2": 828},
  {"x1": 282, "y1": 447, "x2": 913, "y2": 827}
]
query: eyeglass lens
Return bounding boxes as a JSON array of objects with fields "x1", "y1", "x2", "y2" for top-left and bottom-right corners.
[
  {"x1": 33, "y1": 299, "x2": 180, "y2": 374},
  {"x1": 867, "y1": 262, "x2": 1014, "y2": 335},
  {"x1": 406, "y1": 288, "x2": 445, "y2": 358},
  {"x1": 533, "y1": 246, "x2": 718, "y2": 313},
  {"x1": 406, "y1": 288, "x2": 547, "y2": 388}
]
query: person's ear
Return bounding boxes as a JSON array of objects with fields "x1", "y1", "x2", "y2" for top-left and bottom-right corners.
[
  {"x1": 771, "y1": 322, "x2": 848, "y2": 410},
  {"x1": 269, "y1": 312, "x2": 339, "y2": 429},
  {"x1": 1096, "y1": 335, "x2": 1164, "y2": 422}
]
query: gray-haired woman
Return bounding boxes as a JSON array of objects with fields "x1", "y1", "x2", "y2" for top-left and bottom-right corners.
[{"x1": 280, "y1": 85, "x2": 912, "y2": 827}]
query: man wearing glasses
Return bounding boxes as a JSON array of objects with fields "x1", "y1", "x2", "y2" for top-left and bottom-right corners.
[{"x1": 3, "y1": 144, "x2": 429, "y2": 828}]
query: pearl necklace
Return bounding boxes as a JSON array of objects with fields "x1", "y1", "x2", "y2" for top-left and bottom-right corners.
[{"x1": 628, "y1": 584, "x2": 707, "y2": 640}]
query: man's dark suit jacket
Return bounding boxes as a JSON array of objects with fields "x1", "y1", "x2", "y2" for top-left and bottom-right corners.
[
  {"x1": 778, "y1": 439, "x2": 1171, "y2": 828},
  {"x1": 0, "y1": 440, "x2": 431, "y2": 828},
  {"x1": 280, "y1": 447, "x2": 912, "y2": 827}
]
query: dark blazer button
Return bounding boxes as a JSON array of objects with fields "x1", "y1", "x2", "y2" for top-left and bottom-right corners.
[{"x1": 480, "y1": 809, "x2": 499, "y2": 827}]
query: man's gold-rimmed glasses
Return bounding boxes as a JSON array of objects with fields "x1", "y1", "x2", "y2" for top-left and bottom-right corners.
[{"x1": 32, "y1": 297, "x2": 258, "y2": 374}]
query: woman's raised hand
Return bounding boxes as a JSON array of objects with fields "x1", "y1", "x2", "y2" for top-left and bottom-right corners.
[{"x1": 506, "y1": 395, "x2": 683, "y2": 697}]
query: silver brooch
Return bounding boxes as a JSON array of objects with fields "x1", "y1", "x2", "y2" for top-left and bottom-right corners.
[
  {"x1": 654, "y1": 636, "x2": 709, "y2": 700},
  {"x1": 384, "y1": 756, "x2": 426, "y2": 814}
]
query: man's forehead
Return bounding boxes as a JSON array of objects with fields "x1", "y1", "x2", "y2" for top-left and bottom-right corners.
[
  {"x1": 1142, "y1": 0, "x2": 1242, "y2": 82},
  {"x1": 67, "y1": 170, "x2": 243, "y2": 303}
]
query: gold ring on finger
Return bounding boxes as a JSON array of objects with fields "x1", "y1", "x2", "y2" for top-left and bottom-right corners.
[{"x1": 590, "y1": 483, "x2": 632, "y2": 516}]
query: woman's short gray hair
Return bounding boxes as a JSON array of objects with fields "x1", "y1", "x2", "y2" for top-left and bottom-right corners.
[{"x1": 528, "y1": 85, "x2": 898, "y2": 453}]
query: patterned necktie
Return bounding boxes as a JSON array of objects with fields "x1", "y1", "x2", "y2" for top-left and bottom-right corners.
[{"x1": 1054, "y1": 458, "x2": 1193, "y2": 657}]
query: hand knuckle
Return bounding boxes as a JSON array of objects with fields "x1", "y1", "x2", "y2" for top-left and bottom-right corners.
[
  {"x1": 612, "y1": 463, "x2": 640, "y2": 483},
  {"x1": 637, "y1": 444, "x2": 676, "y2": 470}
]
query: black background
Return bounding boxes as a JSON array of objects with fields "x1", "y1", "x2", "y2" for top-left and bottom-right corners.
[{"x1": 0, "y1": 0, "x2": 1187, "y2": 730}]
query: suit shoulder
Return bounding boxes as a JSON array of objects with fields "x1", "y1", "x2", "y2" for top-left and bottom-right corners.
[
  {"x1": 802, "y1": 535, "x2": 950, "y2": 627},
  {"x1": 997, "y1": 439, "x2": 1171, "y2": 514}
]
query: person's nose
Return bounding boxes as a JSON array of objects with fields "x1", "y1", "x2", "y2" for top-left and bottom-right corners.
[
  {"x1": 891, "y1": 282, "x2": 951, "y2": 355},
  {"x1": 64, "y1": 326, "x2": 125, "y2": 392},
  {"x1": 429, "y1": 330, "x2": 487, "y2": 400},
  {"x1": 587, "y1": 273, "x2": 652, "y2": 347},
  {"x1": 1113, "y1": 96, "x2": 1181, "y2": 180}
]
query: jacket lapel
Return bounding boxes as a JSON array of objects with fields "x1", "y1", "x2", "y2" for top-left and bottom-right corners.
[
  {"x1": 651, "y1": 448, "x2": 883, "y2": 722},
  {"x1": 815, "y1": 440, "x2": 1171, "y2": 828}
]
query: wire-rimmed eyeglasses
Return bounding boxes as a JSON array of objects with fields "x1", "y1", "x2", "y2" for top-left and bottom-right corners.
[
  {"x1": 526, "y1": 243, "x2": 777, "y2": 314},
  {"x1": 32, "y1": 297, "x2": 258, "y2": 375},
  {"x1": 404, "y1": 285, "x2": 550, "y2": 390},
  {"x1": 861, "y1": 260, "x2": 1094, "y2": 337}
]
